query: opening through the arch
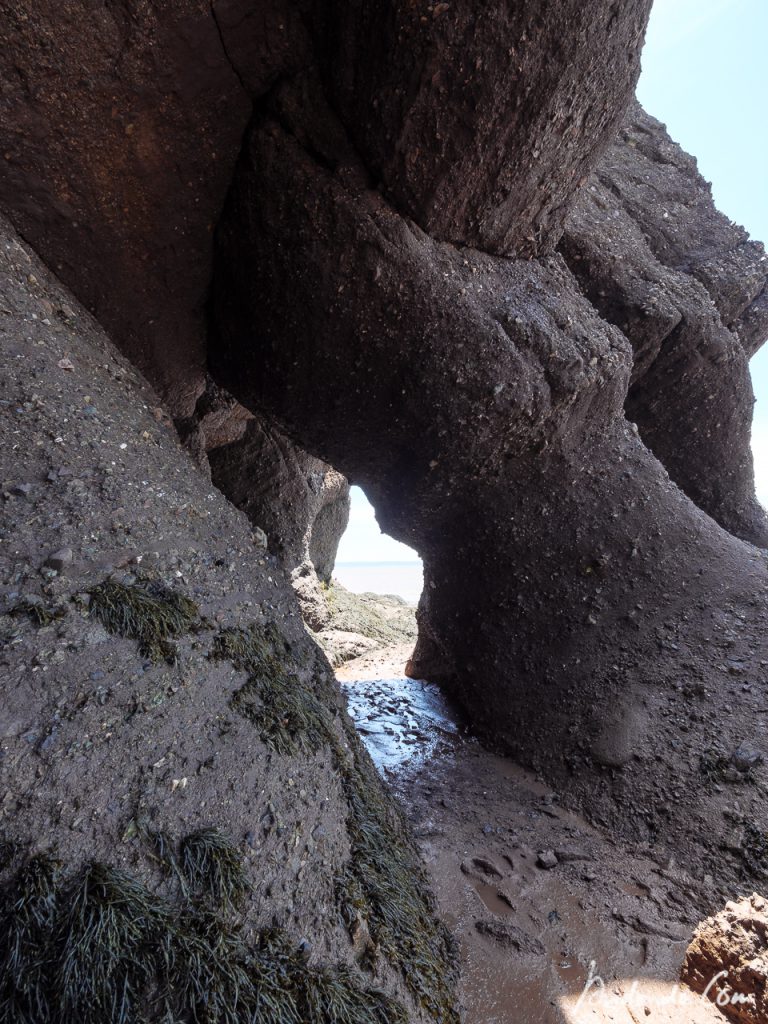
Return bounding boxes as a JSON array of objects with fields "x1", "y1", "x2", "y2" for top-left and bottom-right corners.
[{"x1": 333, "y1": 486, "x2": 423, "y2": 604}]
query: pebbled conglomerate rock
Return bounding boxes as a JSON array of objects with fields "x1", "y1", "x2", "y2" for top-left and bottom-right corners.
[
  {"x1": 211, "y1": 71, "x2": 768, "y2": 869},
  {"x1": 562, "y1": 103, "x2": 768, "y2": 545},
  {"x1": 682, "y1": 894, "x2": 768, "y2": 1023},
  {"x1": 0, "y1": 214, "x2": 456, "y2": 1023}
]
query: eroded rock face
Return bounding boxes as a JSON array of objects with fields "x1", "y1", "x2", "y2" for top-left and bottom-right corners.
[
  {"x1": 562, "y1": 104, "x2": 768, "y2": 545},
  {"x1": 0, "y1": 214, "x2": 456, "y2": 1023},
  {"x1": 682, "y1": 894, "x2": 768, "y2": 1023},
  {"x1": 0, "y1": 0, "x2": 309, "y2": 416},
  {"x1": 207, "y1": 413, "x2": 350, "y2": 580},
  {"x1": 0, "y1": 1, "x2": 353, "y2": 617},
  {"x1": 320, "y1": 0, "x2": 652, "y2": 255},
  {"x1": 211, "y1": 79, "x2": 768, "y2": 864}
]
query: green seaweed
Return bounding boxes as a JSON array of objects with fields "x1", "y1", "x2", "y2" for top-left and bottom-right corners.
[
  {"x1": 0, "y1": 855, "x2": 60, "y2": 1024},
  {"x1": 336, "y1": 725, "x2": 460, "y2": 1023},
  {"x1": 699, "y1": 749, "x2": 730, "y2": 788},
  {"x1": 213, "y1": 625, "x2": 334, "y2": 756},
  {"x1": 179, "y1": 828, "x2": 249, "y2": 913},
  {"x1": 0, "y1": 842, "x2": 409, "y2": 1024},
  {"x1": 10, "y1": 599, "x2": 67, "y2": 628},
  {"x1": 89, "y1": 578, "x2": 198, "y2": 664},
  {"x1": 212, "y1": 622, "x2": 459, "y2": 1020},
  {"x1": 57, "y1": 863, "x2": 168, "y2": 1024},
  {"x1": 252, "y1": 929, "x2": 408, "y2": 1024}
]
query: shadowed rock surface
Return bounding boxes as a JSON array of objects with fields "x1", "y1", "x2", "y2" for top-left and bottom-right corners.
[
  {"x1": 207, "y1": 411, "x2": 350, "y2": 580},
  {"x1": 0, "y1": 215, "x2": 456, "y2": 1023},
  {"x1": 562, "y1": 103, "x2": 768, "y2": 544},
  {"x1": 211, "y1": 78, "x2": 768, "y2": 863},
  {"x1": 320, "y1": 0, "x2": 652, "y2": 255},
  {"x1": 2, "y1": 1, "x2": 768, "y2": 1019}
]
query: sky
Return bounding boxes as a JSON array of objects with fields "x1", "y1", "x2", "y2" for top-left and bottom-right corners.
[{"x1": 337, "y1": 0, "x2": 768, "y2": 565}]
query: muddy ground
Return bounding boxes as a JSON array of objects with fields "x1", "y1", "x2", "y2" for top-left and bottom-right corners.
[{"x1": 338, "y1": 647, "x2": 753, "y2": 1023}]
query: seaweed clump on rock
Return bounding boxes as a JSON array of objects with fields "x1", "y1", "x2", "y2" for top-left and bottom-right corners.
[{"x1": 0, "y1": 832, "x2": 410, "y2": 1024}]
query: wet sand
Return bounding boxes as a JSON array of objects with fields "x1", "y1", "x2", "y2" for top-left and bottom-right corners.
[{"x1": 339, "y1": 648, "x2": 728, "y2": 1024}]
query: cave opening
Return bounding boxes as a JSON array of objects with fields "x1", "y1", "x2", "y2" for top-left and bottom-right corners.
[
  {"x1": 326, "y1": 483, "x2": 423, "y2": 685},
  {"x1": 333, "y1": 485, "x2": 423, "y2": 605}
]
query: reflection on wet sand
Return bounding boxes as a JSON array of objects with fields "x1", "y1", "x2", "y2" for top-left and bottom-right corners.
[{"x1": 339, "y1": 653, "x2": 728, "y2": 1023}]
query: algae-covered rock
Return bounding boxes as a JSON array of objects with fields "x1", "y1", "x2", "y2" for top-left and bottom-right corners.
[{"x1": 0, "y1": 215, "x2": 456, "y2": 1023}]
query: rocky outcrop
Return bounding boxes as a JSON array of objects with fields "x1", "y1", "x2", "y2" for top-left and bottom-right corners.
[
  {"x1": 562, "y1": 103, "x2": 768, "y2": 545},
  {"x1": 0, "y1": 1, "x2": 253, "y2": 415},
  {"x1": 0, "y1": 215, "x2": 456, "y2": 1022},
  {"x1": 313, "y1": 584, "x2": 418, "y2": 669},
  {"x1": 211, "y1": 55, "x2": 768, "y2": 865},
  {"x1": 1, "y1": 0, "x2": 768, "y2": 964},
  {"x1": 320, "y1": 0, "x2": 652, "y2": 255},
  {"x1": 0, "y1": 2, "x2": 353, "y2": 614},
  {"x1": 206, "y1": 411, "x2": 350, "y2": 579},
  {"x1": 682, "y1": 894, "x2": 768, "y2": 1022}
]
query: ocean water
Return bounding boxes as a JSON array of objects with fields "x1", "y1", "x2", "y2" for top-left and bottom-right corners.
[{"x1": 333, "y1": 561, "x2": 423, "y2": 605}]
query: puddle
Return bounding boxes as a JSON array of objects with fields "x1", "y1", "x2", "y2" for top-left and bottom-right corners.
[
  {"x1": 341, "y1": 675, "x2": 461, "y2": 771},
  {"x1": 472, "y1": 880, "x2": 516, "y2": 916}
]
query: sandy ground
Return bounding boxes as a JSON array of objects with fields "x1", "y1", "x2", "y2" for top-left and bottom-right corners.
[{"x1": 339, "y1": 647, "x2": 731, "y2": 1024}]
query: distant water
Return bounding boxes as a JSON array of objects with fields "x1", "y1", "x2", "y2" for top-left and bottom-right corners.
[{"x1": 333, "y1": 561, "x2": 423, "y2": 605}]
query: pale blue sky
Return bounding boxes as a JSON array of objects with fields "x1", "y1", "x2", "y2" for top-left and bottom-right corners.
[{"x1": 337, "y1": 0, "x2": 768, "y2": 564}]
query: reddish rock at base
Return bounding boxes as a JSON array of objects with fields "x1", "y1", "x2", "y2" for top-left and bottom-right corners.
[{"x1": 682, "y1": 894, "x2": 768, "y2": 1023}]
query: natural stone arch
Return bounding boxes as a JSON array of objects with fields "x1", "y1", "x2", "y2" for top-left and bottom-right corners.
[{"x1": 211, "y1": 73, "x2": 768, "y2": 859}]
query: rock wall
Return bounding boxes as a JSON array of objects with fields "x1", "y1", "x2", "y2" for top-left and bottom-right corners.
[
  {"x1": 1, "y1": 0, "x2": 768, "y2": 935},
  {"x1": 206, "y1": 411, "x2": 349, "y2": 581},
  {"x1": 562, "y1": 103, "x2": 768, "y2": 544},
  {"x1": 682, "y1": 894, "x2": 768, "y2": 1023},
  {"x1": 209, "y1": 45, "x2": 768, "y2": 872},
  {"x1": 0, "y1": 0, "x2": 352, "y2": 602},
  {"x1": 0, "y1": 214, "x2": 455, "y2": 1022},
  {"x1": 319, "y1": 0, "x2": 652, "y2": 255}
]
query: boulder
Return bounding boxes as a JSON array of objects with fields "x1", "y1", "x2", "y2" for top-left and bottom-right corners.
[{"x1": 682, "y1": 894, "x2": 768, "y2": 1023}]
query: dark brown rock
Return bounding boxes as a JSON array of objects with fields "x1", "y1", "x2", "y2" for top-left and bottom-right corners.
[
  {"x1": 207, "y1": 413, "x2": 349, "y2": 581},
  {"x1": 562, "y1": 104, "x2": 768, "y2": 545},
  {"x1": 210, "y1": 91, "x2": 768, "y2": 866},
  {"x1": 320, "y1": 0, "x2": 652, "y2": 255},
  {"x1": 0, "y1": 211, "x2": 454, "y2": 1023},
  {"x1": 0, "y1": 0, "x2": 308, "y2": 416}
]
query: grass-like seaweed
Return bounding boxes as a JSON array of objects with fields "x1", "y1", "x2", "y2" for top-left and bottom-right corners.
[
  {"x1": 213, "y1": 624, "x2": 333, "y2": 755},
  {"x1": 179, "y1": 828, "x2": 249, "y2": 913},
  {"x1": 57, "y1": 863, "x2": 168, "y2": 1024},
  {"x1": 212, "y1": 621, "x2": 459, "y2": 1020},
  {"x1": 0, "y1": 841, "x2": 411, "y2": 1024},
  {"x1": 252, "y1": 929, "x2": 408, "y2": 1024},
  {"x1": 336, "y1": 723, "x2": 460, "y2": 1023},
  {"x1": 10, "y1": 598, "x2": 67, "y2": 627},
  {"x1": 0, "y1": 855, "x2": 60, "y2": 1023},
  {"x1": 89, "y1": 577, "x2": 198, "y2": 664},
  {"x1": 699, "y1": 749, "x2": 731, "y2": 788}
]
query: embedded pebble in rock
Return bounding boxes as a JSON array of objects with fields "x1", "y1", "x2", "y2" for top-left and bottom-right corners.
[
  {"x1": 730, "y1": 744, "x2": 763, "y2": 772},
  {"x1": 536, "y1": 850, "x2": 559, "y2": 870},
  {"x1": 45, "y1": 546, "x2": 73, "y2": 572}
]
